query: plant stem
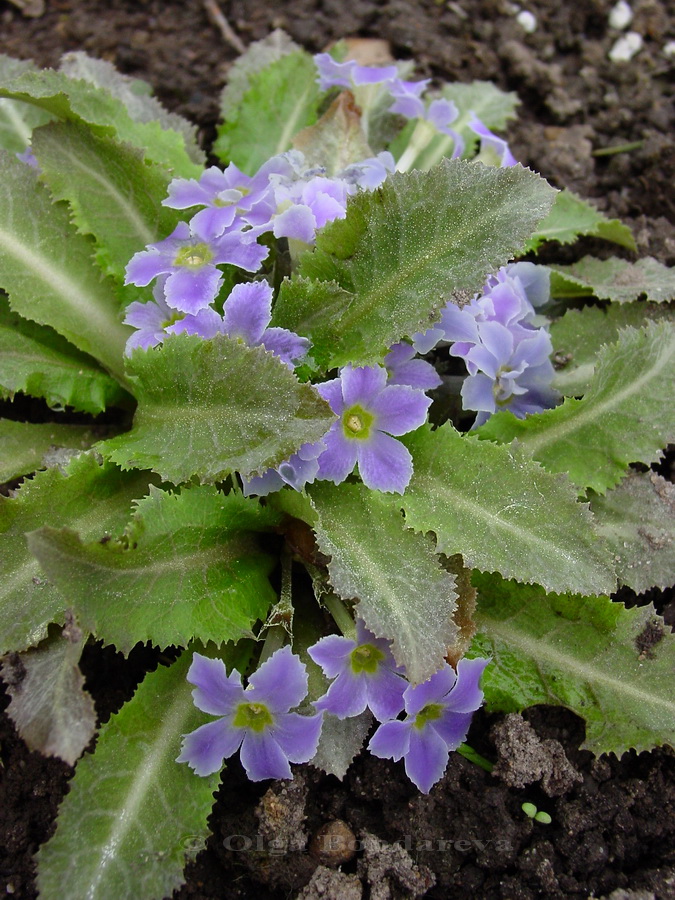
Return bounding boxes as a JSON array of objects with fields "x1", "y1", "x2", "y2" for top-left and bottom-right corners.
[{"x1": 457, "y1": 742, "x2": 494, "y2": 772}]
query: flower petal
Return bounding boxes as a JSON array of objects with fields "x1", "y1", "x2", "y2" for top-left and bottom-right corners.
[
  {"x1": 430, "y1": 710, "x2": 474, "y2": 751},
  {"x1": 316, "y1": 424, "x2": 358, "y2": 484},
  {"x1": 187, "y1": 653, "x2": 246, "y2": 715},
  {"x1": 314, "y1": 670, "x2": 368, "y2": 719},
  {"x1": 404, "y1": 664, "x2": 457, "y2": 717},
  {"x1": 239, "y1": 730, "x2": 292, "y2": 781},
  {"x1": 125, "y1": 250, "x2": 171, "y2": 287},
  {"x1": 270, "y1": 712, "x2": 323, "y2": 763},
  {"x1": 369, "y1": 385, "x2": 431, "y2": 435},
  {"x1": 365, "y1": 667, "x2": 407, "y2": 722},
  {"x1": 356, "y1": 430, "x2": 413, "y2": 494},
  {"x1": 222, "y1": 281, "x2": 272, "y2": 345},
  {"x1": 368, "y1": 719, "x2": 411, "y2": 762},
  {"x1": 443, "y1": 657, "x2": 489, "y2": 713},
  {"x1": 246, "y1": 645, "x2": 308, "y2": 713},
  {"x1": 316, "y1": 378, "x2": 345, "y2": 414},
  {"x1": 307, "y1": 634, "x2": 356, "y2": 679},
  {"x1": 164, "y1": 266, "x2": 223, "y2": 314},
  {"x1": 260, "y1": 327, "x2": 310, "y2": 368},
  {"x1": 405, "y1": 725, "x2": 449, "y2": 793},
  {"x1": 176, "y1": 717, "x2": 243, "y2": 776},
  {"x1": 340, "y1": 365, "x2": 387, "y2": 409}
]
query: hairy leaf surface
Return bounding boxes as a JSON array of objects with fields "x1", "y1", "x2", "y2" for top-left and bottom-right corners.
[
  {"x1": 35, "y1": 653, "x2": 220, "y2": 900},
  {"x1": 470, "y1": 573, "x2": 675, "y2": 755},
  {"x1": 401, "y1": 424, "x2": 615, "y2": 595},
  {"x1": 550, "y1": 256, "x2": 675, "y2": 304},
  {"x1": 0, "y1": 420, "x2": 96, "y2": 483},
  {"x1": 309, "y1": 481, "x2": 458, "y2": 684},
  {"x1": 273, "y1": 159, "x2": 555, "y2": 369},
  {"x1": 525, "y1": 189, "x2": 635, "y2": 251},
  {"x1": 28, "y1": 486, "x2": 279, "y2": 652},
  {"x1": 101, "y1": 334, "x2": 335, "y2": 484},
  {"x1": 477, "y1": 322, "x2": 675, "y2": 494}
]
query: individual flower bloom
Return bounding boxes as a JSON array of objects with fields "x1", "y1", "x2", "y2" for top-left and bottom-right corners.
[
  {"x1": 241, "y1": 440, "x2": 326, "y2": 497},
  {"x1": 177, "y1": 646, "x2": 323, "y2": 781},
  {"x1": 384, "y1": 341, "x2": 442, "y2": 391},
  {"x1": 489, "y1": 261, "x2": 551, "y2": 310},
  {"x1": 308, "y1": 619, "x2": 407, "y2": 722},
  {"x1": 122, "y1": 278, "x2": 183, "y2": 354},
  {"x1": 468, "y1": 113, "x2": 517, "y2": 167},
  {"x1": 386, "y1": 76, "x2": 430, "y2": 118},
  {"x1": 456, "y1": 323, "x2": 559, "y2": 426},
  {"x1": 314, "y1": 52, "x2": 399, "y2": 91},
  {"x1": 221, "y1": 280, "x2": 309, "y2": 368},
  {"x1": 271, "y1": 175, "x2": 350, "y2": 244},
  {"x1": 337, "y1": 151, "x2": 396, "y2": 190},
  {"x1": 125, "y1": 220, "x2": 269, "y2": 315},
  {"x1": 315, "y1": 365, "x2": 431, "y2": 493},
  {"x1": 368, "y1": 657, "x2": 490, "y2": 793},
  {"x1": 166, "y1": 305, "x2": 223, "y2": 340}
]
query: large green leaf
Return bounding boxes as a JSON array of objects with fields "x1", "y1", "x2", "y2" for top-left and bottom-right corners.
[
  {"x1": 525, "y1": 189, "x2": 636, "y2": 252},
  {"x1": 591, "y1": 471, "x2": 675, "y2": 593},
  {"x1": 477, "y1": 321, "x2": 675, "y2": 494},
  {"x1": 0, "y1": 152, "x2": 132, "y2": 381},
  {"x1": 308, "y1": 481, "x2": 458, "y2": 684},
  {"x1": 1, "y1": 627, "x2": 95, "y2": 766},
  {"x1": 32, "y1": 121, "x2": 180, "y2": 282},
  {"x1": 0, "y1": 295, "x2": 130, "y2": 413},
  {"x1": 218, "y1": 29, "x2": 300, "y2": 120},
  {"x1": 550, "y1": 302, "x2": 673, "y2": 396},
  {"x1": 0, "y1": 420, "x2": 96, "y2": 483},
  {"x1": 0, "y1": 452, "x2": 156, "y2": 654},
  {"x1": 550, "y1": 256, "x2": 675, "y2": 304},
  {"x1": 27, "y1": 485, "x2": 280, "y2": 652},
  {"x1": 214, "y1": 51, "x2": 321, "y2": 174},
  {"x1": 272, "y1": 159, "x2": 556, "y2": 370},
  {"x1": 0, "y1": 56, "x2": 54, "y2": 153},
  {"x1": 469, "y1": 573, "x2": 675, "y2": 755},
  {"x1": 35, "y1": 652, "x2": 220, "y2": 900},
  {"x1": 58, "y1": 51, "x2": 204, "y2": 167},
  {"x1": 101, "y1": 334, "x2": 335, "y2": 484},
  {"x1": 0, "y1": 64, "x2": 201, "y2": 177},
  {"x1": 401, "y1": 423, "x2": 615, "y2": 596}
]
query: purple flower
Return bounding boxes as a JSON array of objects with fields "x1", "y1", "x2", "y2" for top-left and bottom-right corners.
[
  {"x1": 488, "y1": 261, "x2": 551, "y2": 310},
  {"x1": 123, "y1": 278, "x2": 183, "y2": 354},
  {"x1": 308, "y1": 620, "x2": 406, "y2": 722},
  {"x1": 384, "y1": 342, "x2": 442, "y2": 391},
  {"x1": 316, "y1": 365, "x2": 431, "y2": 493},
  {"x1": 368, "y1": 657, "x2": 489, "y2": 793},
  {"x1": 241, "y1": 440, "x2": 325, "y2": 497},
  {"x1": 125, "y1": 220, "x2": 269, "y2": 315},
  {"x1": 314, "y1": 53, "x2": 400, "y2": 92},
  {"x1": 468, "y1": 114, "x2": 517, "y2": 167},
  {"x1": 271, "y1": 174, "x2": 350, "y2": 243},
  {"x1": 177, "y1": 646, "x2": 323, "y2": 781},
  {"x1": 337, "y1": 151, "x2": 396, "y2": 190},
  {"x1": 222, "y1": 281, "x2": 309, "y2": 368},
  {"x1": 16, "y1": 146, "x2": 40, "y2": 170}
]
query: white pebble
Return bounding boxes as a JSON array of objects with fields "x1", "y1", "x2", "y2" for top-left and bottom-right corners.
[
  {"x1": 608, "y1": 31, "x2": 643, "y2": 61},
  {"x1": 664, "y1": 41, "x2": 675, "y2": 58},
  {"x1": 516, "y1": 10, "x2": 537, "y2": 33},
  {"x1": 609, "y1": 0, "x2": 633, "y2": 30}
]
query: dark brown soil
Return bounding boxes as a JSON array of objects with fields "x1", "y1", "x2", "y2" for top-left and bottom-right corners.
[{"x1": 1, "y1": 1, "x2": 674, "y2": 898}]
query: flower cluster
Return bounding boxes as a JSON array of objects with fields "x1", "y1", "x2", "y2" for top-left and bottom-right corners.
[
  {"x1": 123, "y1": 148, "x2": 394, "y2": 357},
  {"x1": 178, "y1": 624, "x2": 489, "y2": 793},
  {"x1": 414, "y1": 262, "x2": 559, "y2": 426}
]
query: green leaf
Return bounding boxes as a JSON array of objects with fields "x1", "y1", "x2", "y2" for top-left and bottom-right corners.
[
  {"x1": 218, "y1": 29, "x2": 301, "y2": 120},
  {"x1": 1, "y1": 626, "x2": 95, "y2": 766},
  {"x1": 550, "y1": 302, "x2": 674, "y2": 396},
  {"x1": 0, "y1": 64, "x2": 201, "y2": 177},
  {"x1": 0, "y1": 295, "x2": 130, "y2": 413},
  {"x1": 550, "y1": 256, "x2": 675, "y2": 304},
  {"x1": 591, "y1": 471, "x2": 675, "y2": 593},
  {"x1": 308, "y1": 481, "x2": 459, "y2": 684},
  {"x1": 525, "y1": 189, "x2": 636, "y2": 252},
  {"x1": 0, "y1": 56, "x2": 54, "y2": 153},
  {"x1": 469, "y1": 573, "x2": 675, "y2": 755},
  {"x1": 272, "y1": 159, "x2": 556, "y2": 370},
  {"x1": 292, "y1": 91, "x2": 372, "y2": 174},
  {"x1": 101, "y1": 334, "x2": 335, "y2": 484},
  {"x1": 35, "y1": 652, "x2": 220, "y2": 900},
  {"x1": 0, "y1": 420, "x2": 96, "y2": 483},
  {"x1": 0, "y1": 452, "x2": 156, "y2": 654},
  {"x1": 0, "y1": 152, "x2": 132, "y2": 382},
  {"x1": 59, "y1": 51, "x2": 204, "y2": 167},
  {"x1": 401, "y1": 423, "x2": 615, "y2": 596},
  {"x1": 214, "y1": 51, "x2": 321, "y2": 174},
  {"x1": 32, "y1": 121, "x2": 181, "y2": 282},
  {"x1": 27, "y1": 485, "x2": 279, "y2": 653},
  {"x1": 477, "y1": 321, "x2": 675, "y2": 494}
]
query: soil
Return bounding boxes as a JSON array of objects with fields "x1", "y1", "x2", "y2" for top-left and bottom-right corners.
[{"x1": 0, "y1": 1, "x2": 674, "y2": 898}]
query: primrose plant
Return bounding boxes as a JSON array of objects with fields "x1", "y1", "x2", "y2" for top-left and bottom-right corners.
[{"x1": 0, "y1": 31, "x2": 674, "y2": 900}]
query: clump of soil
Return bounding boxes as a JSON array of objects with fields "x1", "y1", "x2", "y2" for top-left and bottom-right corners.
[{"x1": 0, "y1": 1, "x2": 674, "y2": 898}]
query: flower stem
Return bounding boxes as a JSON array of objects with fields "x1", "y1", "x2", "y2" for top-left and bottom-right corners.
[{"x1": 322, "y1": 592, "x2": 357, "y2": 640}]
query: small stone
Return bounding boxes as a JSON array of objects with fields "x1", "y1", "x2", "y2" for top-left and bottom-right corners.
[
  {"x1": 516, "y1": 10, "x2": 537, "y2": 33},
  {"x1": 663, "y1": 41, "x2": 675, "y2": 58},
  {"x1": 608, "y1": 32, "x2": 643, "y2": 62},
  {"x1": 309, "y1": 820, "x2": 358, "y2": 867},
  {"x1": 609, "y1": 1, "x2": 633, "y2": 30}
]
